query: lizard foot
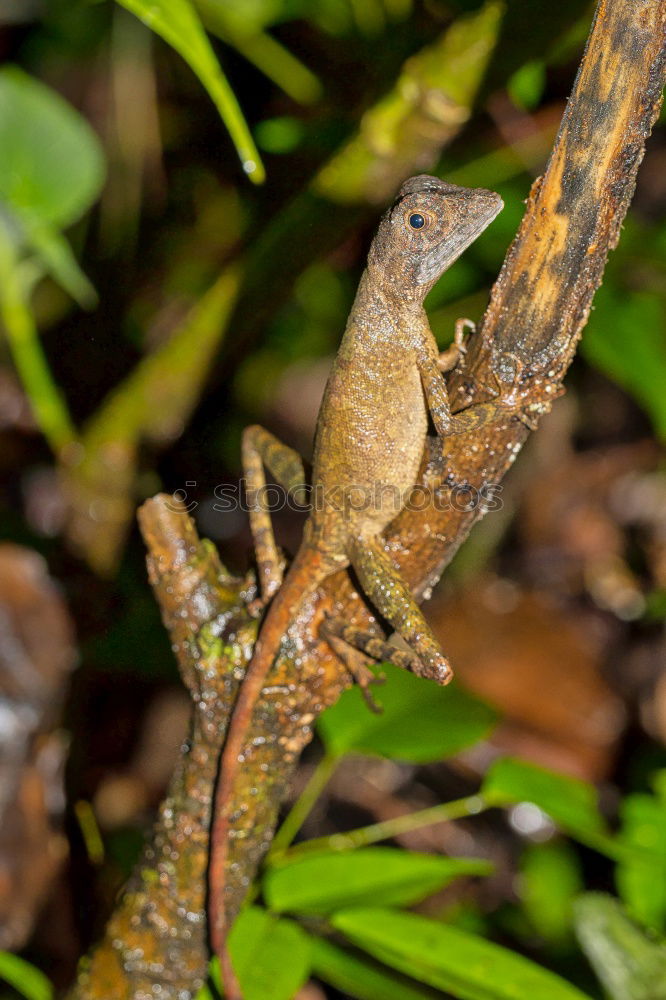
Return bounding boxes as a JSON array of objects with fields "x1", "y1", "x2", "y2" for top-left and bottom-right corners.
[
  {"x1": 487, "y1": 353, "x2": 565, "y2": 430},
  {"x1": 438, "y1": 317, "x2": 476, "y2": 372},
  {"x1": 320, "y1": 617, "x2": 389, "y2": 712}
]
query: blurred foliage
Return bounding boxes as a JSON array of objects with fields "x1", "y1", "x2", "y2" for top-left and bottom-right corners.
[
  {"x1": 116, "y1": 0, "x2": 266, "y2": 182},
  {"x1": 329, "y1": 908, "x2": 591, "y2": 999},
  {"x1": 520, "y1": 841, "x2": 584, "y2": 946},
  {"x1": 0, "y1": 66, "x2": 104, "y2": 453},
  {"x1": 574, "y1": 894, "x2": 666, "y2": 1000},
  {"x1": 615, "y1": 770, "x2": 666, "y2": 932},
  {"x1": 318, "y1": 662, "x2": 497, "y2": 763},
  {"x1": 0, "y1": 952, "x2": 52, "y2": 1000},
  {"x1": 0, "y1": 0, "x2": 665, "y2": 998},
  {"x1": 208, "y1": 907, "x2": 312, "y2": 1000},
  {"x1": 263, "y1": 849, "x2": 493, "y2": 914},
  {"x1": 481, "y1": 757, "x2": 615, "y2": 856}
]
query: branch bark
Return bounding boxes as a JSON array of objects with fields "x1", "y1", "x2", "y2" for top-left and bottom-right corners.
[
  {"x1": 67, "y1": 502, "x2": 256, "y2": 998},
  {"x1": 68, "y1": 0, "x2": 666, "y2": 995}
]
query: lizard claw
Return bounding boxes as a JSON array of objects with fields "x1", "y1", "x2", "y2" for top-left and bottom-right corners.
[
  {"x1": 355, "y1": 663, "x2": 386, "y2": 714},
  {"x1": 454, "y1": 317, "x2": 476, "y2": 351},
  {"x1": 438, "y1": 318, "x2": 476, "y2": 372}
]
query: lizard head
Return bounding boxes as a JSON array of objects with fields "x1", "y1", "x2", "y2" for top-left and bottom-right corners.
[{"x1": 369, "y1": 175, "x2": 503, "y2": 301}]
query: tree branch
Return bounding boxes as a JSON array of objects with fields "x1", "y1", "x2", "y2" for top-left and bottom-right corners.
[
  {"x1": 67, "y1": 500, "x2": 255, "y2": 998},
  {"x1": 68, "y1": 1, "x2": 666, "y2": 995}
]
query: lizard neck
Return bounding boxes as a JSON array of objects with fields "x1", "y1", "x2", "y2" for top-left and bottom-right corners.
[{"x1": 343, "y1": 268, "x2": 428, "y2": 352}]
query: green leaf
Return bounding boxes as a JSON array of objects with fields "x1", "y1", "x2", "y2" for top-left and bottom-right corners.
[
  {"x1": 0, "y1": 66, "x2": 105, "y2": 230},
  {"x1": 117, "y1": 0, "x2": 265, "y2": 183},
  {"x1": 481, "y1": 758, "x2": 614, "y2": 853},
  {"x1": 22, "y1": 217, "x2": 96, "y2": 307},
  {"x1": 309, "y1": 936, "x2": 441, "y2": 1000},
  {"x1": 317, "y1": 662, "x2": 496, "y2": 763},
  {"x1": 331, "y1": 908, "x2": 593, "y2": 1000},
  {"x1": 0, "y1": 221, "x2": 78, "y2": 453},
  {"x1": 0, "y1": 952, "x2": 53, "y2": 1000},
  {"x1": 210, "y1": 906, "x2": 311, "y2": 1000},
  {"x1": 507, "y1": 60, "x2": 546, "y2": 110},
  {"x1": 255, "y1": 116, "x2": 305, "y2": 154},
  {"x1": 197, "y1": 1, "x2": 322, "y2": 105},
  {"x1": 574, "y1": 893, "x2": 666, "y2": 1000},
  {"x1": 264, "y1": 847, "x2": 493, "y2": 915},
  {"x1": 616, "y1": 774, "x2": 666, "y2": 931},
  {"x1": 520, "y1": 841, "x2": 583, "y2": 944},
  {"x1": 581, "y1": 286, "x2": 666, "y2": 441},
  {"x1": 644, "y1": 588, "x2": 666, "y2": 622}
]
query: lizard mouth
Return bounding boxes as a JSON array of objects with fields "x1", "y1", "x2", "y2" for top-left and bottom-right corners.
[{"x1": 415, "y1": 191, "x2": 504, "y2": 285}]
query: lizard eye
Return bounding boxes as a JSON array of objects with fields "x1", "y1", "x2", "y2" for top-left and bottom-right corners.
[{"x1": 408, "y1": 212, "x2": 426, "y2": 230}]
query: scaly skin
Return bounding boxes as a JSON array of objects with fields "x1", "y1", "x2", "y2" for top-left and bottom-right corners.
[{"x1": 209, "y1": 175, "x2": 504, "y2": 984}]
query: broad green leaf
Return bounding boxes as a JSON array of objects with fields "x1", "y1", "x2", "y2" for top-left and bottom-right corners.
[
  {"x1": 574, "y1": 893, "x2": 666, "y2": 1000},
  {"x1": 481, "y1": 758, "x2": 613, "y2": 853},
  {"x1": 332, "y1": 908, "x2": 593, "y2": 1000},
  {"x1": 582, "y1": 286, "x2": 666, "y2": 441},
  {"x1": 0, "y1": 952, "x2": 53, "y2": 1000},
  {"x1": 309, "y1": 936, "x2": 441, "y2": 1000},
  {"x1": 264, "y1": 848, "x2": 492, "y2": 915},
  {"x1": 210, "y1": 906, "x2": 310, "y2": 1000},
  {"x1": 0, "y1": 66, "x2": 105, "y2": 230},
  {"x1": 317, "y1": 662, "x2": 496, "y2": 763},
  {"x1": 117, "y1": 0, "x2": 265, "y2": 183},
  {"x1": 520, "y1": 841, "x2": 583, "y2": 944},
  {"x1": 616, "y1": 774, "x2": 666, "y2": 931}
]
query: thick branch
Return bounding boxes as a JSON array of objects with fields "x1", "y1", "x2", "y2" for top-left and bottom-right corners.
[{"x1": 67, "y1": 500, "x2": 255, "y2": 999}]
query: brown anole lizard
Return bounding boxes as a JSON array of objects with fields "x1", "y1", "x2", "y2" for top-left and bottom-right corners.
[{"x1": 210, "y1": 174, "x2": 510, "y2": 984}]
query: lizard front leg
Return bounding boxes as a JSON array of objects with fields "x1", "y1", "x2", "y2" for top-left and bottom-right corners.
[
  {"x1": 419, "y1": 342, "x2": 544, "y2": 438},
  {"x1": 348, "y1": 535, "x2": 452, "y2": 685},
  {"x1": 241, "y1": 424, "x2": 307, "y2": 607},
  {"x1": 418, "y1": 349, "x2": 501, "y2": 437},
  {"x1": 422, "y1": 347, "x2": 562, "y2": 439}
]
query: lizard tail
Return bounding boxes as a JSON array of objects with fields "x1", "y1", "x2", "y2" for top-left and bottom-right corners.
[{"x1": 208, "y1": 544, "x2": 330, "y2": 961}]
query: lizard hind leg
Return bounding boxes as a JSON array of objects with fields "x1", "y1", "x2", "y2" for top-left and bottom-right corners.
[
  {"x1": 241, "y1": 425, "x2": 308, "y2": 609},
  {"x1": 348, "y1": 535, "x2": 452, "y2": 686}
]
